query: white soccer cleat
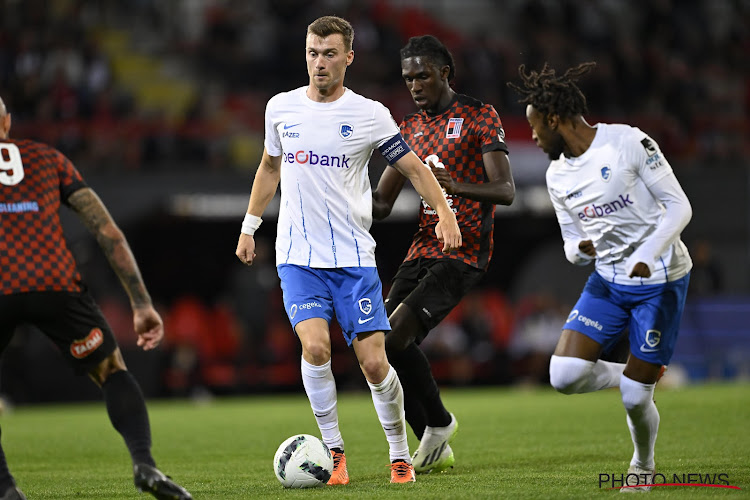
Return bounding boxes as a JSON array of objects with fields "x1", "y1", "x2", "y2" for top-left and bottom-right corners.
[
  {"x1": 620, "y1": 465, "x2": 655, "y2": 493},
  {"x1": 412, "y1": 413, "x2": 458, "y2": 474}
]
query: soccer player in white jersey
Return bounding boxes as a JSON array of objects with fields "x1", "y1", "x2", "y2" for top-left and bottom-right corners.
[
  {"x1": 235, "y1": 16, "x2": 461, "y2": 485},
  {"x1": 510, "y1": 62, "x2": 692, "y2": 492}
]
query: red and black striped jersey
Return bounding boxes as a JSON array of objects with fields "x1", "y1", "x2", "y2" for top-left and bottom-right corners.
[
  {"x1": 0, "y1": 138, "x2": 86, "y2": 294},
  {"x1": 400, "y1": 94, "x2": 508, "y2": 270}
]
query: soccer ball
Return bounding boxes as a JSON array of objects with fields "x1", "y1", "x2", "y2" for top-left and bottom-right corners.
[{"x1": 273, "y1": 434, "x2": 333, "y2": 488}]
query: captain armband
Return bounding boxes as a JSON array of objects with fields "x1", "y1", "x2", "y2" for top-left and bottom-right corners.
[{"x1": 378, "y1": 133, "x2": 411, "y2": 165}]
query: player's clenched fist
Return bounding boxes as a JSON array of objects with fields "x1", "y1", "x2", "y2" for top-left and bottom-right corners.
[
  {"x1": 435, "y1": 218, "x2": 462, "y2": 253},
  {"x1": 236, "y1": 233, "x2": 257, "y2": 265}
]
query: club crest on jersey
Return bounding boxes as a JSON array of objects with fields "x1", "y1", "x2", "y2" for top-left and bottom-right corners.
[
  {"x1": 446, "y1": 118, "x2": 463, "y2": 138},
  {"x1": 70, "y1": 328, "x2": 104, "y2": 359},
  {"x1": 358, "y1": 298, "x2": 372, "y2": 315},
  {"x1": 601, "y1": 165, "x2": 612, "y2": 182},
  {"x1": 339, "y1": 123, "x2": 354, "y2": 139}
]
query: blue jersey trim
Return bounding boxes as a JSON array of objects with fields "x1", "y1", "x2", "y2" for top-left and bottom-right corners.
[
  {"x1": 345, "y1": 203, "x2": 361, "y2": 267},
  {"x1": 284, "y1": 199, "x2": 293, "y2": 264},
  {"x1": 659, "y1": 256, "x2": 668, "y2": 281},
  {"x1": 296, "y1": 182, "x2": 311, "y2": 266},
  {"x1": 324, "y1": 186, "x2": 337, "y2": 267}
]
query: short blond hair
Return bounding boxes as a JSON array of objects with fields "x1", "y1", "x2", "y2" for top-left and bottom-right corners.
[{"x1": 307, "y1": 16, "x2": 354, "y2": 51}]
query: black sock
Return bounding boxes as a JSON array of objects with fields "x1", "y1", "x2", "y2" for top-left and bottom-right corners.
[
  {"x1": 389, "y1": 343, "x2": 451, "y2": 437},
  {"x1": 403, "y1": 343, "x2": 451, "y2": 429},
  {"x1": 0, "y1": 426, "x2": 16, "y2": 493},
  {"x1": 102, "y1": 370, "x2": 155, "y2": 467},
  {"x1": 387, "y1": 345, "x2": 427, "y2": 439}
]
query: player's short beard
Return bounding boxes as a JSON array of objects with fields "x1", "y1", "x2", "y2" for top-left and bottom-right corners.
[{"x1": 546, "y1": 132, "x2": 567, "y2": 160}]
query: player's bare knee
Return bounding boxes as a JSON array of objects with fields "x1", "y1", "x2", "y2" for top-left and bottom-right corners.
[
  {"x1": 89, "y1": 349, "x2": 127, "y2": 386},
  {"x1": 359, "y1": 354, "x2": 388, "y2": 382},
  {"x1": 301, "y1": 342, "x2": 331, "y2": 365}
]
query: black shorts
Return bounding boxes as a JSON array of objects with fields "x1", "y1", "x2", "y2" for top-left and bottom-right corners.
[
  {"x1": 385, "y1": 257, "x2": 484, "y2": 343},
  {"x1": 0, "y1": 291, "x2": 118, "y2": 374}
]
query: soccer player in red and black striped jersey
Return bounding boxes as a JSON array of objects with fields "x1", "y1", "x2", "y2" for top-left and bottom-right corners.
[
  {"x1": 0, "y1": 96, "x2": 191, "y2": 500},
  {"x1": 372, "y1": 35, "x2": 515, "y2": 474}
]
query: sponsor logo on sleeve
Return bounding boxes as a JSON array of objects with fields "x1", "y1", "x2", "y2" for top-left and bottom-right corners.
[
  {"x1": 646, "y1": 153, "x2": 665, "y2": 170},
  {"x1": 640, "y1": 137, "x2": 658, "y2": 156}
]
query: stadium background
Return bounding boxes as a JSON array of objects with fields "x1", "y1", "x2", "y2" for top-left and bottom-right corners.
[{"x1": 0, "y1": 0, "x2": 747, "y2": 403}]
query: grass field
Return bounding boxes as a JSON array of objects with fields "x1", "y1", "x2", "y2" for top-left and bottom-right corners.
[{"x1": 1, "y1": 383, "x2": 748, "y2": 499}]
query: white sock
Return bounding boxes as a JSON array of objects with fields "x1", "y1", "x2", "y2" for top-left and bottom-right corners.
[
  {"x1": 367, "y1": 365, "x2": 409, "y2": 462},
  {"x1": 592, "y1": 359, "x2": 626, "y2": 390},
  {"x1": 620, "y1": 374, "x2": 659, "y2": 470},
  {"x1": 550, "y1": 355, "x2": 625, "y2": 394},
  {"x1": 301, "y1": 357, "x2": 343, "y2": 451}
]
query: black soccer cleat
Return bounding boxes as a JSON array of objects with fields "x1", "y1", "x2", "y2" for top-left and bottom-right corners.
[
  {"x1": 0, "y1": 486, "x2": 26, "y2": 500},
  {"x1": 134, "y1": 463, "x2": 193, "y2": 500}
]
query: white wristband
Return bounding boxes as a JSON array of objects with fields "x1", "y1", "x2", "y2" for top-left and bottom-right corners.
[{"x1": 241, "y1": 213, "x2": 262, "y2": 235}]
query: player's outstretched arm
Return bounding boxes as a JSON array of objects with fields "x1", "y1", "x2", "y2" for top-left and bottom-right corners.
[
  {"x1": 393, "y1": 151, "x2": 461, "y2": 252},
  {"x1": 372, "y1": 166, "x2": 407, "y2": 220},
  {"x1": 431, "y1": 150, "x2": 516, "y2": 206},
  {"x1": 236, "y1": 149, "x2": 281, "y2": 266},
  {"x1": 67, "y1": 187, "x2": 164, "y2": 350}
]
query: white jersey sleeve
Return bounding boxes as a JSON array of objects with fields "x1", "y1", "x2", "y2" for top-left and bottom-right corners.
[
  {"x1": 370, "y1": 102, "x2": 402, "y2": 150},
  {"x1": 264, "y1": 95, "x2": 283, "y2": 157},
  {"x1": 625, "y1": 172, "x2": 692, "y2": 276}
]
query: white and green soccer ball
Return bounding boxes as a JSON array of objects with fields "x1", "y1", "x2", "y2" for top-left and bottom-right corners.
[{"x1": 273, "y1": 434, "x2": 333, "y2": 488}]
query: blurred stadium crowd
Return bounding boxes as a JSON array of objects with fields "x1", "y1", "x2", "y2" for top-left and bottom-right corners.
[
  {"x1": 1, "y1": 0, "x2": 747, "y2": 172},
  {"x1": 0, "y1": 0, "x2": 747, "y2": 401}
]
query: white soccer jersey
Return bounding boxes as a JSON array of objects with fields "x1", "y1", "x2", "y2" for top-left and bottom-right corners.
[
  {"x1": 264, "y1": 87, "x2": 401, "y2": 268},
  {"x1": 546, "y1": 123, "x2": 692, "y2": 284}
]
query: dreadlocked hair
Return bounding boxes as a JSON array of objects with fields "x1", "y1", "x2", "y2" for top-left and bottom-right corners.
[
  {"x1": 400, "y1": 35, "x2": 456, "y2": 81},
  {"x1": 508, "y1": 62, "x2": 596, "y2": 119}
]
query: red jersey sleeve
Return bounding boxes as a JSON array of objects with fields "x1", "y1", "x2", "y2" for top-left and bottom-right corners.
[
  {"x1": 475, "y1": 104, "x2": 509, "y2": 155},
  {"x1": 54, "y1": 148, "x2": 87, "y2": 204}
]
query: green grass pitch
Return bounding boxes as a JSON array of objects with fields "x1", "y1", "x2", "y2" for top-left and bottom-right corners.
[{"x1": 2, "y1": 383, "x2": 748, "y2": 499}]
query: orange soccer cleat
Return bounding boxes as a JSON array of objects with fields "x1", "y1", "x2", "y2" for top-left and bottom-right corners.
[
  {"x1": 326, "y1": 448, "x2": 350, "y2": 485},
  {"x1": 390, "y1": 460, "x2": 416, "y2": 483}
]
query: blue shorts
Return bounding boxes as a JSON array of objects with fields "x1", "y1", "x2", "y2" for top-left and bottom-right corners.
[
  {"x1": 563, "y1": 271, "x2": 690, "y2": 365},
  {"x1": 277, "y1": 264, "x2": 391, "y2": 346}
]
